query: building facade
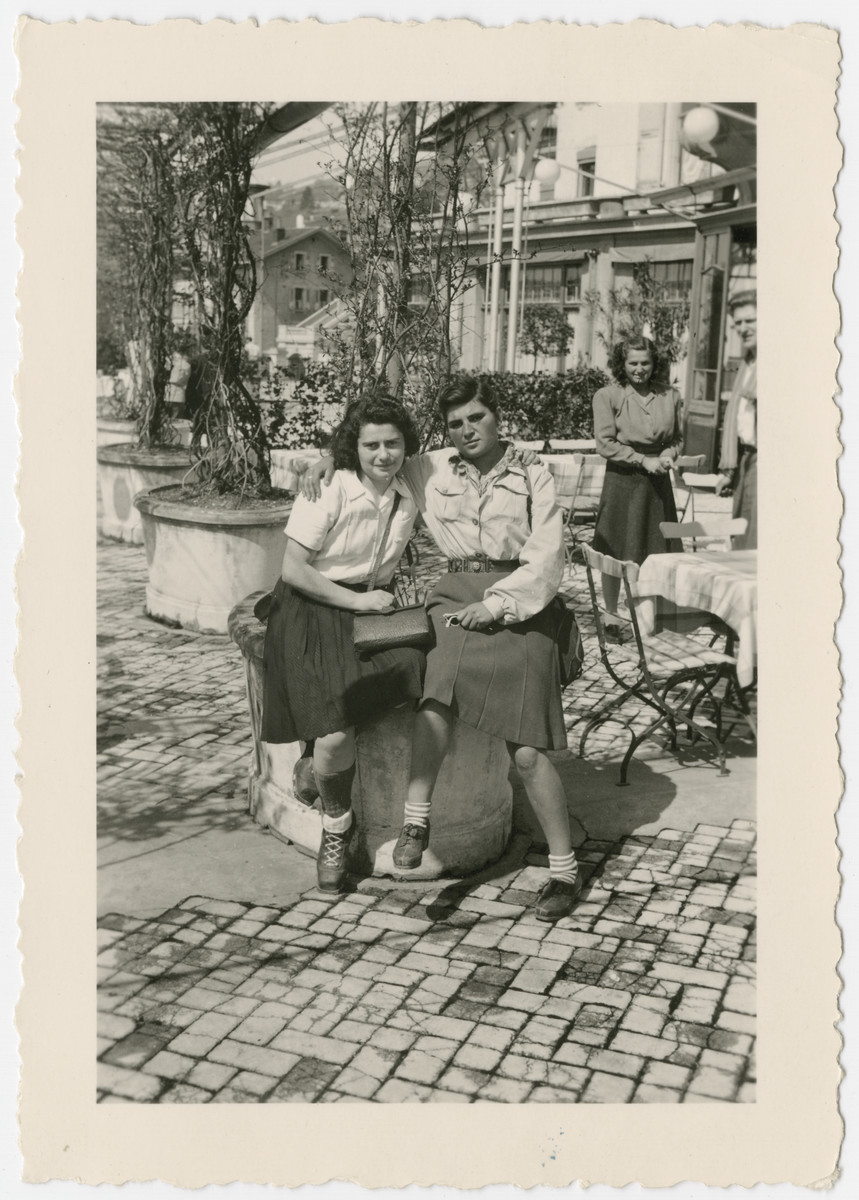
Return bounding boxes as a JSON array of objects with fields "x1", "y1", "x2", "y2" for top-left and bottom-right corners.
[
  {"x1": 445, "y1": 101, "x2": 755, "y2": 466},
  {"x1": 245, "y1": 225, "x2": 350, "y2": 357}
]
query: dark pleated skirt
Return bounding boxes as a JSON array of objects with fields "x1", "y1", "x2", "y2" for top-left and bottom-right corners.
[
  {"x1": 260, "y1": 579, "x2": 426, "y2": 743},
  {"x1": 593, "y1": 461, "x2": 681, "y2": 564},
  {"x1": 421, "y1": 572, "x2": 567, "y2": 751}
]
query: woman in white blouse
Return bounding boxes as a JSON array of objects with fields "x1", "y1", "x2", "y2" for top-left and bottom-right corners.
[
  {"x1": 259, "y1": 396, "x2": 426, "y2": 894},
  {"x1": 304, "y1": 379, "x2": 583, "y2": 923}
]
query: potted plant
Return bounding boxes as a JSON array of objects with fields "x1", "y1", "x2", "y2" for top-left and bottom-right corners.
[
  {"x1": 132, "y1": 102, "x2": 293, "y2": 634},
  {"x1": 96, "y1": 105, "x2": 198, "y2": 543}
]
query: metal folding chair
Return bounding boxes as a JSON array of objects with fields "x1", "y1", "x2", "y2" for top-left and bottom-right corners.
[
  {"x1": 670, "y1": 454, "x2": 705, "y2": 519},
  {"x1": 580, "y1": 545, "x2": 740, "y2": 785},
  {"x1": 556, "y1": 452, "x2": 605, "y2": 563},
  {"x1": 659, "y1": 517, "x2": 749, "y2": 553},
  {"x1": 679, "y1": 471, "x2": 723, "y2": 522},
  {"x1": 549, "y1": 438, "x2": 597, "y2": 453}
]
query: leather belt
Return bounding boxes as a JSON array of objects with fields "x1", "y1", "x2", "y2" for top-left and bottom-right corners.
[
  {"x1": 447, "y1": 557, "x2": 520, "y2": 574},
  {"x1": 338, "y1": 580, "x2": 395, "y2": 594}
]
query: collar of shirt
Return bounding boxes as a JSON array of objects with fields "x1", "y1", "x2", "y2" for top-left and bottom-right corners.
[
  {"x1": 340, "y1": 470, "x2": 411, "y2": 507},
  {"x1": 448, "y1": 443, "x2": 525, "y2": 489},
  {"x1": 623, "y1": 382, "x2": 658, "y2": 406}
]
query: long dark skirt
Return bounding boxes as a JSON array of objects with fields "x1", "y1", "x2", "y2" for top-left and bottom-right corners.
[
  {"x1": 261, "y1": 579, "x2": 426, "y2": 744},
  {"x1": 421, "y1": 572, "x2": 567, "y2": 751},
  {"x1": 732, "y1": 448, "x2": 757, "y2": 550},
  {"x1": 593, "y1": 461, "x2": 680, "y2": 564}
]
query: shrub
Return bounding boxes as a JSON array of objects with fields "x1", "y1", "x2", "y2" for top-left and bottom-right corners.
[
  {"x1": 251, "y1": 359, "x2": 342, "y2": 450},
  {"x1": 454, "y1": 364, "x2": 609, "y2": 449},
  {"x1": 518, "y1": 305, "x2": 575, "y2": 370}
]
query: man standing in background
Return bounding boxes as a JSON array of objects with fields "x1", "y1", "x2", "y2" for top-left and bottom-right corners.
[{"x1": 716, "y1": 290, "x2": 757, "y2": 550}]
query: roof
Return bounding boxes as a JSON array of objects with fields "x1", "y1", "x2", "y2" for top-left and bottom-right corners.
[
  {"x1": 418, "y1": 102, "x2": 555, "y2": 148},
  {"x1": 257, "y1": 226, "x2": 344, "y2": 259}
]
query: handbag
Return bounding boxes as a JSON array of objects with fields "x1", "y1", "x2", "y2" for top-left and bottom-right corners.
[
  {"x1": 552, "y1": 596, "x2": 584, "y2": 687},
  {"x1": 352, "y1": 494, "x2": 433, "y2": 654}
]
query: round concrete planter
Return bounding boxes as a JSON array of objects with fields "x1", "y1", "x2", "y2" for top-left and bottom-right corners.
[
  {"x1": 135, "y1": 489, "x2": 292, "y2": 634},
  {"x1": 97, "y1": 416, "x2": 192, "y2": 448},
  {"x1": 97, "y1": 444, "x2": 198, "y2": 544},
  {"x1": 229, "y1": 593, "x2": 513, "y2": 881},
  {"x1": 96, "y1": 417, "x2": 137, "y2": 447}
]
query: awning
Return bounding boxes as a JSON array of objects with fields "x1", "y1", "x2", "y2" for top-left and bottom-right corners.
[{"x1": 255, "y1": 103, "x2": 332, "y2": 154}]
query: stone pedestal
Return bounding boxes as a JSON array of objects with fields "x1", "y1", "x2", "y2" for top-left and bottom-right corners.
[{"x1": 229, "y1": 594, "x2": 513, "y2": 880}]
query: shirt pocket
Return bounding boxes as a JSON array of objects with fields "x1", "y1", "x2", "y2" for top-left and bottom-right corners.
[
  {"x1": 485, "y1": 474, "x2": 530, "y2": 528},
  {"x1": 428, "y1": 480, "x2": 470, "y2": 521}
]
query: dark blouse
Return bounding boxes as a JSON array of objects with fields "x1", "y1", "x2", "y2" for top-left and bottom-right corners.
[{"x1": 593, "y1": 382, "x2": 683, "y2": 465}]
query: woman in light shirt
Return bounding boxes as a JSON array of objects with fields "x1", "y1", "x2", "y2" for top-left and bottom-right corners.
[
  {"x1": 304, "y1": 378, "x2": 583, "y2": 923},
  {"x1": 592, "y1": 334, "x2": 683, "y2": 634},
  {"x1": 259, "y1": 395, "x2": 426, "y2": 894}
]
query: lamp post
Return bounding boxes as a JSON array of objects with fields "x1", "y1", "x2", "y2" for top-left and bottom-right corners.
[
  {"x1": 502, "y1": 114, "x2": 553, "y2": 372},
  {"x1": 484, "y1": 133, "x2": 506, "y2": 373},
  {"x1": 504, "y1": 153, "x2": 560, "y2": 372}
]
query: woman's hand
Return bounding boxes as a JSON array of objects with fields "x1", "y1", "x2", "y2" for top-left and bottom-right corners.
[
  {"x1": 517, "y1": 448, "x2": 540, "y2": 466},
  {"x1": 355, "y1": 589, "x2": 396, "y2": 614},
  {"x1": 642, "y1": 456, "x2": 668, "y2": 475},
  {"x1": 299, "y1": 456, "x2": 335, "y2": 501},
  {"x1": 448, "y1": 602, "x2": 496, "y2": 631},
  {"x1": 714, "y1": 472, "x2": 732, "y2": 496}
]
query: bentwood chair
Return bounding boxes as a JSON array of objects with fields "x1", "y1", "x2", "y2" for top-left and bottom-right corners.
[{"x1": 580, "y1": 545, "x2": 739, "y2": 785}]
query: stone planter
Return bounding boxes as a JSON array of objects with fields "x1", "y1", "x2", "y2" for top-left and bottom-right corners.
[
  {"x1": 96, "y1": 417, "x2": 137, "y2": 447},
  {"x1": 135, "y1": 489, "x2": 292, "y2": 635},
  {"x1": 229, "y1": 593, "x2": 513, "y2": 880},
  {"x1": 97, "y1": 444, "x2": 198, "y2": 544}
]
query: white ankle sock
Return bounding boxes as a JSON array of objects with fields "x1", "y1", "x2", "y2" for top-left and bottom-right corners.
[
  {"x1": 322, "y1": 810, "x2": 353, "y2": 834},
  {"x1": 548, "y1": 851, "x2": 578, "y2": 885},
  {"x1": 402, "y1": 800, "x2": 431, "y2": 828}
]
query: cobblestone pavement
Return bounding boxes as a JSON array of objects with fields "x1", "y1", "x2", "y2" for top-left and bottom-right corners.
[{"x1": 97, "y1": 521, "x2": 756, "y2": 1104}]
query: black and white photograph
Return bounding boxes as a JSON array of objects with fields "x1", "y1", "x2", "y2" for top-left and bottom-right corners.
[
  {"x1": 94, "y1": 96, "x2": 760, "y2": 1107},
  {"x1": 14, "y1": 14, "x2": 843, "y2": 1190}
]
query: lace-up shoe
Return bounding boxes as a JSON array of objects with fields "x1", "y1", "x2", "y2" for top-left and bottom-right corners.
[
  {"x1": 317, "y1": 820, "x2": 354, "y2": 892},
  {"x1": 392, "y1": 822, "x2": 430, "y2": 869}
]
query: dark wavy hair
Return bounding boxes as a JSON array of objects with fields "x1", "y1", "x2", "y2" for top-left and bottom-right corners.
[
  {"x1": 329, "y1": 394, "x2": 420, "y2": 471},
  {"x1": 608, "y1": 334, "x2": 667, "y2": 386},
  {"x1": 437, "y1": 376, "x2": 501, "y2": 425}
]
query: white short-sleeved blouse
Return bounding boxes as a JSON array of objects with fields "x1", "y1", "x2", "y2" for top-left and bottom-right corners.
[{"x1": 286, "y1": 470, "x2": 417, "y2": 585}]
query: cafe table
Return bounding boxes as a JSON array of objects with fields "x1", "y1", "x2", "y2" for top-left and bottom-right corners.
[{"x1": 635, "y1": 549, "x2": 758, "y2": 688}]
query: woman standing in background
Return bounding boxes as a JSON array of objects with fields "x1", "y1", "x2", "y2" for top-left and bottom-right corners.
[{"x1": 592, "y1": 334, "x2": 683, "y2": 635}]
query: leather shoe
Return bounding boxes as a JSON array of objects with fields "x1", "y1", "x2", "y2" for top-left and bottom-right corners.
[
  {"x1": 392, "y1": 822, "x2": 430, "y2": 869},
  {"x1": 317, "y1": 820, "x2": 354, "y2": 892},
  {"x1": 534, "y1": 875, "x2": 583, "y2": 923}
]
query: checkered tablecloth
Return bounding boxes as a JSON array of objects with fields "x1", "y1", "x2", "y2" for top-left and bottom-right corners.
[{"x1": 636, "y1": 550, "x2": 758, "y2": 686}]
